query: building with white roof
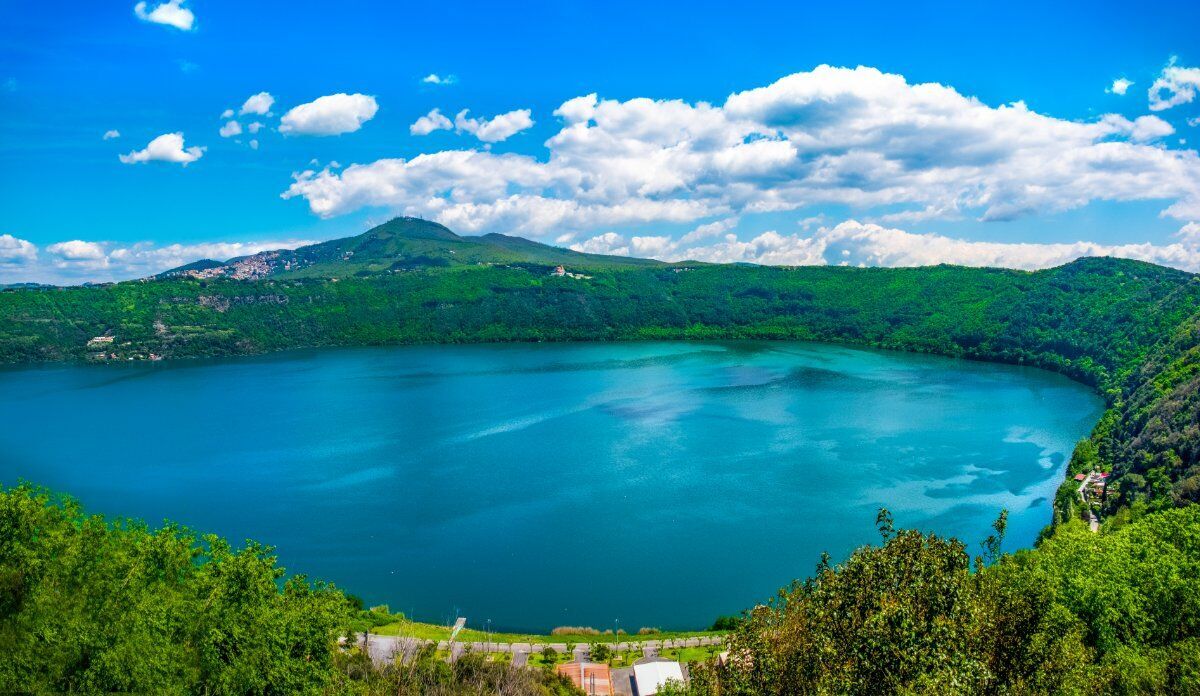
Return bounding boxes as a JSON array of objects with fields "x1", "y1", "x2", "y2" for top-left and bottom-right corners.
[{"x1": 632, "y1": 660, "x2": 685, "y2": 695}]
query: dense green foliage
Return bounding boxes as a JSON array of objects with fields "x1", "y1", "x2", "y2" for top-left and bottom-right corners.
[
  {"x1": 1098, "y1": 310, "x2": 1200, "y2": 509},
  {"x1": 672, "y1": 506, "x2": 1200, "y2": 695},
  {"x1": 0, "y1": 484, "x2": 349, "y2": 693},
  {"x1": 0, "y1": 485, "x2": 577, "y2": 695}
]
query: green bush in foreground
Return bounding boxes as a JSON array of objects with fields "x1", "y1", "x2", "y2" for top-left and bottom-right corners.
[
  {"x1": 0, "y1": 483, "x2": 351, "y2": 693},
  {"x1": 0, "y1": 484, "x2": 579, "y2": 695},
  {"x1": 675, "y1": 506, "x2": 1200, "y2": 695},
  {"x1": 5, "y1": 481, "x2": 1200, "y2": 694}
]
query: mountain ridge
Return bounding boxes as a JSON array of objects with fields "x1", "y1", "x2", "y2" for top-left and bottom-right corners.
[
  {"x1": 158, "y1": 217, "x2": 663, "y2": 281},
  {"x1": 152, "y1": 216, "x2": 1193, "y2": 284}
]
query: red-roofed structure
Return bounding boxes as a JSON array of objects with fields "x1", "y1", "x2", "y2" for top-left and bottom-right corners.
[{"x1": 555, "y1": 662, "x2": 612, "y2": 695}]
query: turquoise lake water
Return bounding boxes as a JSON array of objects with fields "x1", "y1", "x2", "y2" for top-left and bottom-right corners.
[{"x1": 0, "y1": 342, "x2": 1104, "y2": 631}]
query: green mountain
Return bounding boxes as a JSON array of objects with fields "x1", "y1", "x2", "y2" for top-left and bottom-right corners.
[
  {"x1": 155, "y1": 258, "x2": 226, "y2": 279},
  {"x1": 161, "y1": 217, "x2": 662, "y2": 280}
]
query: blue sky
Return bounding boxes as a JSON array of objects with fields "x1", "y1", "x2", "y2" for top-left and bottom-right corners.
[{"x1": 1, "y1": 0, "x2": 1199, "y2": 283}]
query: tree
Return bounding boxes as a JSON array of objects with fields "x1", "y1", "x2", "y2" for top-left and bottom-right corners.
[{"x1": 0, "y1": 484, "x2": 350, "y2": 694}]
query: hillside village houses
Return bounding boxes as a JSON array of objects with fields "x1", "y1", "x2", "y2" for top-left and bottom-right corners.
[
  {"x1": 1075, "y1": 470, "x2": 1110, "y2": 502},
  {"x1": 551, "y1": 265, "x2": 593, "y2": 280}
]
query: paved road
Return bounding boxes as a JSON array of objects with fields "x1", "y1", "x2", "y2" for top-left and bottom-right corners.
[
  {"x1": 362, "y1": 634, "x2": 424, "y2": 664},
  {"x1": 611, "y1": 667, "x2": 635, "y2": 696},
  {"x1": 360, "y1": 633, "x2": 726, "y2": 665},
  {"x1": 1078, "y1": 472, "x2": 1104, "y2": 532}
]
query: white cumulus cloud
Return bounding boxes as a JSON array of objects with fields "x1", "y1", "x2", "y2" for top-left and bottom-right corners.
[
  {"x1": 569, "y1": 220, "x2": 1200, "y2": 272},
  {"x1": 1149, "y1": 61, "x2": 1200, "y2": 111},
  {"x1": 133, "y1": 0, "x2": 194, "y2": 31},
  {"x1": 453, "y1": 108, "x2": 534, "y2": 142},
  {"x1": 105, "y1": 239, "x2": 315, "y2": 277},
  {"x1": 118, "y1": 132, "x2": 204, "y2": 165},
  {"x1": 47, "y1": 240, "x2": 107, "y2": 263},
  {"x1": 1129, "y1": 115, "x2": 1176, "y2": 142},
  {"x1": 282, "y1": 65, "x2": 1200, "y2": 236},
  {"x1": 219, "y1": 120, "x2": 242, "y2": 138},
  {"x1": 422, "y1": 74, "x2": 457, "y2": 85},
  {"x1": 1100, "y1": 114, "x2": 1176, "y2": 142},
  {"x1": 410, "y1": 108, "x2": 453, "y2": 136},
  {"x1": 555, "y1": 94, "x2": 598, "y2": 124},
  {"x1": 3, "y1": 238, "x2": 318, "y2": 284},
  {"x1": 0, "y1": 234, "x2": 37, "y2": 267},
  {"x1": 571, "y1": 232, "x2": 629, "y2": 256},
  {"x1": 240, "y1": 91, "x2": 275, "y2": 116},
  {"x1": 279, "y1": 93, "x2": 378, "y2": 136},
  {"x1": 1108, "y1": 78, "x2": 1133, "y2": 96},
  {"x1": 102, "y1": 129, "x2": 121, "y2": 140},
  {"x1": 680, "y1": 217, "x2": 740, "y2": 244}
]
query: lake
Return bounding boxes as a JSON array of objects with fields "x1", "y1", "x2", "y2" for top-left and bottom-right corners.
[{"x1": 0, "y1": 341, "x2": 1104, "y2": 631}]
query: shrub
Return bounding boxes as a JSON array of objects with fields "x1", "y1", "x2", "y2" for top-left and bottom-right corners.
[
  {"x1": 551, "y1": 625, "x2": 599, "y2": 635},
  {"x1": 0, "y1": 484, "x2": 351, "y2": 694}
]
